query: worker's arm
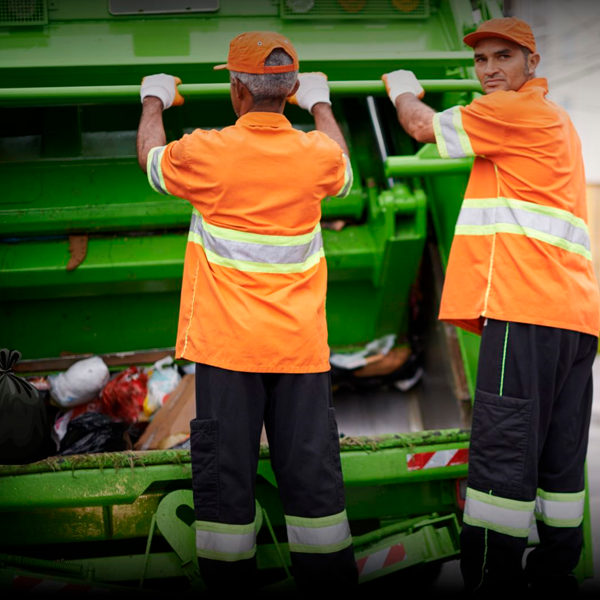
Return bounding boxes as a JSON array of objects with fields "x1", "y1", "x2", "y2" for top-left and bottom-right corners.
[
  {"x1": 383, "y1": 70, "x2": 436, "y2": 144},
  {"x1": 312, "y1": 103, "x2": 349, "y2": 157},
  {"x1": 288, "y1": 72, "x2": 350, "y2": 156},
  {"x1": 136, "y1": 74, "x2": 184, "y2": 173},
  {"x1": 137, "y1": 98, "x2": 166, "y2": 173}
]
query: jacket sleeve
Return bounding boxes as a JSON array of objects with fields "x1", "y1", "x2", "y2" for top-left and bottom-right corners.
[
  {"x1": 146, "y1": 134, "x2": 192, "y2": 200},
  {"x1": 432, "y1": 95, "x2": 506, "y2": 159},
  {"x1": 325, "y1": 150, "x2": 354, "y2": 199}
]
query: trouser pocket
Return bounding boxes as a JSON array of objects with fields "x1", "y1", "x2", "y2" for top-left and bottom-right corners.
[
  {"x1": 327, "y1": 407, "x2": 345, "y2": 512},
  {"x1": 190, "y1": 418, "x2": 220, "y2": 519},
  {"x1": 468, "y1": 389, "x2": 534, "y2": 498}
]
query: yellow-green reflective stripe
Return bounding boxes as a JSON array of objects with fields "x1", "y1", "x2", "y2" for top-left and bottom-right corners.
[
  {"x1": 334, "y1": 153, "x2": 354, "y2": 199},
  {"x1": 288, "y1": 537, "x2": 353, "y2": 555},
  {"x1": 534, "y1": 514, "x2": 584, "y2": 528},
  {"x1": 464, "y1": 488, "x2": 534, "y2": 538},
  {"x1": 464, "y1": 515, "x2": 531, "y2": 538},
  {"x1": 147, "y1": 146, "x2": 168, "y2": 195},
  {"x1": 194, "y1": 521, "x2": 255, "y2": 535},
  {"x1": 453, "y1": 106, "x2": 475, "y2": 157},
  {"x1": 434, "y1": 106, "x2": 475, "y2": 159},
  {"x1": 193, "y1": 208, "x2": 321, "y2": 247},
  {"x1": 285, "y1": 510, "x2": 348, "y2": 528},
  {"x1": 188, "y1": 231, "x2": 324, "y2": 273},
  {"x1": 535, "y1": 489, "x2": 585, "y2": 527},
  {"x1": 432, "y1": 112, "x2": 450, "y2": 159},
  {"x1": 461, "y1": 198, "x2": 590, "y2": 234},
  {"x1": 467, "y1": 488, "x2": 535, "y2": 511},
  {"x1": 196, "y1": 547, "x2": 257, "y2": 562},
  {"x1": 537, "y1": 489, "x2": 585, "y2": 502},
  {"x1": 455, "y1": 224, "x2": 592, "y2": 261}
]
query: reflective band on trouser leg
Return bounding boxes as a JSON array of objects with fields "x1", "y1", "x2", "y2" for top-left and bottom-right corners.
[
  {"x1": 535, "y1": 489, "x2": 585, "y2": 528},
  {"x1": 285, "y1": 510, "x2": 353, "y2": 554},
  {"x1": 333, "y1": 153, "x2": 354, "y2": 199},
  {"x1": 432, "y1": 106, "x2": 475, "y2": 159},
  {"x1": 194, "y1": 520, "x2": 257, "y2": 562},
  {"x1": 188, "y1": 209, "x2": 325, "y2": 274},
  {"x1": 463, "y1": 488, "x2": 535, "y2": 538},
  {"x1": 455, "y1": 197, "x2": 592, "y2": 260},
  {"x1": 147, "y1": 145, "x2": 168, "y2": 195}
]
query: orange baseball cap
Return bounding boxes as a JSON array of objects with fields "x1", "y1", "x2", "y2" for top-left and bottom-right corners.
[
  {"x1": 214, "y1": 31, "x2": 299, "y2": 74},
  {"x1": 463, "y1": 17, "x2": 536, "y2": 53}
]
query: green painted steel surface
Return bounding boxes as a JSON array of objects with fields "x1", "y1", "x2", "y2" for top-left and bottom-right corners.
[
  {"x1": 0, "y1": 79, "x2": 481, "y2": 107},
  {"x1": 0, "y1": 0, "x2": 593, "y2": 589}
]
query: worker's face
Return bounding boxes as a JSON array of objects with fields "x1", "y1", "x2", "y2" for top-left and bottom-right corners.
[{"x1": 473, "y1": 38, "x2": 540, "y2": 94}]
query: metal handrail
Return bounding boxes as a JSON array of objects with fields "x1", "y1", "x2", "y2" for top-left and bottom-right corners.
[
  {"x1": 385, "y1": 156, "x2": 473, "y2": 177},
  {"x1": 0, "y1": 79, "x2": 481, "y2": 107}
]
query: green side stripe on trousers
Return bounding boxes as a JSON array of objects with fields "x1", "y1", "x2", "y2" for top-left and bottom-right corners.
[{"x1": 499, "y1": 323, "x2": 509, "y2": 396}]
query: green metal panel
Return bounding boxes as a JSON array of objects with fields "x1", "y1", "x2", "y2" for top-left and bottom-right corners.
[{"x1": 1, "y1": 0, "x2": 593, "y2": 588}]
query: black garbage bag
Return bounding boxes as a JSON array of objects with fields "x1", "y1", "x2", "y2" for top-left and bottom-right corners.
[
  {"x1": 60, "y1": 412, "x2": 127, "y2": 456},
  {"x1": 0, "y1": 349, "x2": 49, "y2": 465}
]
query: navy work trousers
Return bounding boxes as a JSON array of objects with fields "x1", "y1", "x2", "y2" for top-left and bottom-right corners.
[
  {"x1": 190, "y1": 363, "x2": 358, "y2": 594},
  {"x1": 461, "y1": 318, "x2": 597, "y2": 594}
]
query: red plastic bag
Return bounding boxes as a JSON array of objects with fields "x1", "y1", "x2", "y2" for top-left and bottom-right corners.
[{"x1": 100, "y1": 367, "x2": 148, "y2": 424}]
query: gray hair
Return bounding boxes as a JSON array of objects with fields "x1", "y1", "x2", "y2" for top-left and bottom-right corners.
[{"x1": 230, "y1": 48, "x2": 298, "y2": 103}]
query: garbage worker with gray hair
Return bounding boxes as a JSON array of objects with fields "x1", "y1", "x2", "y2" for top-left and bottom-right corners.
[{"x1": 136, "y1": 31, "x2": 358, "y2": 593}]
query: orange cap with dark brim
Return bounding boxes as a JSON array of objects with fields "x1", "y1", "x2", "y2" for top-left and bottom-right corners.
[
  {"x1": 214, "y1": 31, "x2": 299, "y2": 74},
  {"x1": 463, "y1": 17, "x2": 536, "y2": 53}
]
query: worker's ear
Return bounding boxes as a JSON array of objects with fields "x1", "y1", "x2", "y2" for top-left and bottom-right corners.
[
  {"x1": 287, "y1": 80, "x2": 300, "y2": 98},
  {"x1": 528, "y1": 52, "x2": 540, "y2": 73},
  {"x1": 233, "y1": 78, "x2": 252, "y2": 103}
]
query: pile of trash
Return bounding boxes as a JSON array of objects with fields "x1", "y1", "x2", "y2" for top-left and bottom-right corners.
[{"x1": 0, "y1": 349, "x2": 197, "y2": 464}]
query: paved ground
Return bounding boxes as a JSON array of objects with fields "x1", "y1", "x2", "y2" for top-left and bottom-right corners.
[{"x1": 430, "y1": 358, "x2": 600, "y2": 595}]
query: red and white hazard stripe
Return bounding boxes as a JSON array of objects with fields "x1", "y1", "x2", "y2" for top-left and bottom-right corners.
[
  {"x1": 406, "y1": 448, "x2": 469, "y2": 471},
  {"x1": 13, "y1": 575, "x2": 110, "y2": 594},
  {"x1": 356, "y1": 543, "x2": 407, "y2": 578}
]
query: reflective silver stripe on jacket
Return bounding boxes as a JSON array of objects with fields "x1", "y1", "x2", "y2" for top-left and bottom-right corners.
[
  {"x1": 457, "y1": 206, "x2": 591, "y2": 252},
  {"x1": 189, "y1": 212, "x2": 323, "y2": 265},
  {"x1": 334, "y1": 153, "x2": 353, "y2": 199},
  {"x1": 147, "y1": 145, "x2": 168, "y2": 195}
]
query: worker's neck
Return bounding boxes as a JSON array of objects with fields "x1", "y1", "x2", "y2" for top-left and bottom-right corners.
[{"x1": 241, "y1": 100, "x2": 286, "y2": 116}]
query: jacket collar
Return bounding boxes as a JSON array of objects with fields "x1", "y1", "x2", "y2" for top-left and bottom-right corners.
[
  {"x1": 519, "y1": 77, "x2": 549, "y2": 95},
  {"x1": 236, "y1": 111, "x2": 292, "y2": 129}
]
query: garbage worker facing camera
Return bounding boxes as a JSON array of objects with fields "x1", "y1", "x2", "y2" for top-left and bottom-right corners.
[
  {"x1": 136, "y1": 32, "x2": 358, "y2": 593},
  {"x1": 382, "y1": 17, "x2": 599, "y2": 595}
]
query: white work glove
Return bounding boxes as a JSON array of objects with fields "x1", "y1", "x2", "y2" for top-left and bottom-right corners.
[
  {"x1": 140, "y1": 74, "x2": 184, "y2": 110},
  {"x1": 288, "y1": 72, "x2": 331, "y2": 114},
  {"x1": 382, "y1": 70, "x2": 425, "y2": 105}
]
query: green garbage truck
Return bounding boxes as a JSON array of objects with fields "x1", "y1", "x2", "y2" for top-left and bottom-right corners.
[{"x1": 0, "y1": 0, "x2": 594, "y2": 592}]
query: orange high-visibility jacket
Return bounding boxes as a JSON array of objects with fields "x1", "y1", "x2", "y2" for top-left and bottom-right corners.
[
  {"x1": 147, "y1": 112, "x2": 353, "y2": 372},
  {"x1": 433, "y1": 78, "x2": 599, "y2": 337}
]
